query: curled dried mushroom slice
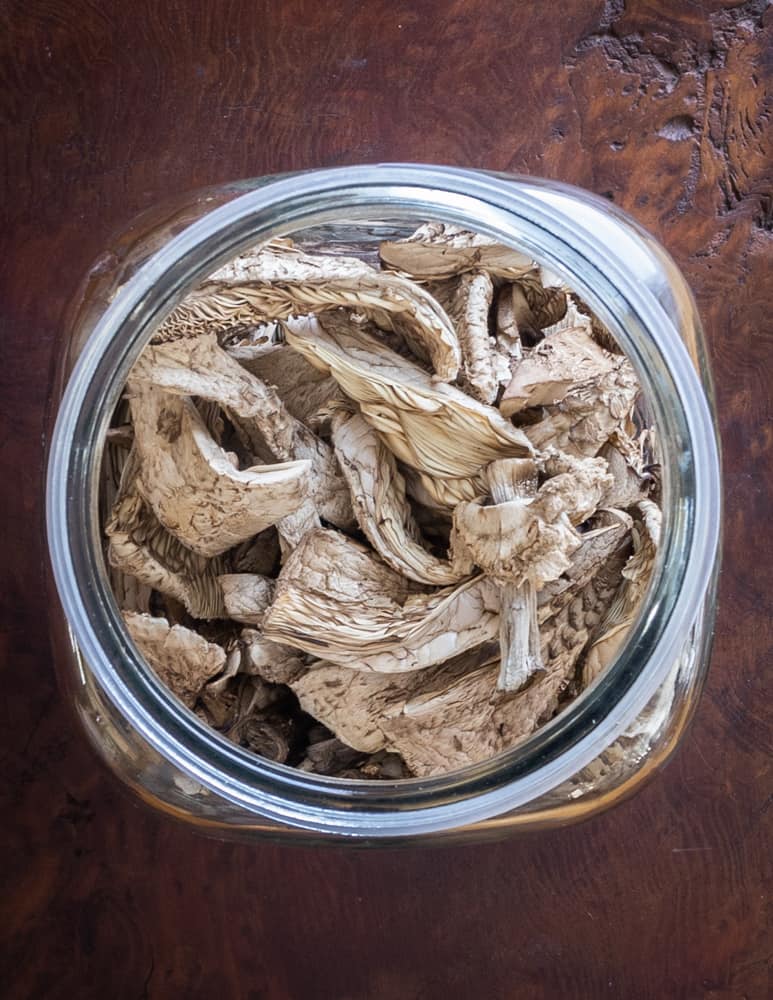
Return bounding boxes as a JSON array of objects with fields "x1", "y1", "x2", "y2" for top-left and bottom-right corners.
[
  {"x1": 331, "y1": 408, "x2": 463, "y2": 586},
  {"x1": 124, "y1": 612, "x2": 226, "y2": 707},
  {"x1": 129, "y1": 384, "x2": 312, "y2": 558},
  {"x1": 284, "y1": 312, "x2": 532, "y2": 507},
  {"x1": 106, "y1": 447, "x2": 225, "y2": 618},
  {"x1": 263, "y1": 528, "x2": 500, "y2": 673},
  {"x1": 129, "y1": 332, "x2": 353, "y2": 532},
  {"x1": 158, "y1": 241, "x2": 461, "y2": 381},
  {"x1": 431, "y1": 271, "x2": 498, "y2": 403},
  {"x1": 379, "y1": 222, "x2": 535, "y2": 281}
]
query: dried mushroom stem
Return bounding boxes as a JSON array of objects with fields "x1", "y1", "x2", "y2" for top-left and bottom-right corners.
[{"x1": 484, "y1": 458, "x2": 544, "y2": 692}]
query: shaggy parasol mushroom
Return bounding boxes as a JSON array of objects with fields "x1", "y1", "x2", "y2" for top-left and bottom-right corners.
[
  {"x1": 330, "y1": 407, "x2": 463, "y2": 586},
  {"x1": 155, "y1": 240, "x2": 462, "y2": 381},
  {"x1": 583, "y1": 500, "x2": 661, "y2": 685},
  {"x1": 262, "y1": 528, "x2": 500, "y2": 673},
  {"x1": 106, "y1": 447, "x2": 226, "y2": 618},
  {"x1": 283, "y1": 312, "x2": 533, "y2": 509},
  {"x1": 129, "y1": 384, "x2": 312, "y2": 558},
  {"x1": 451, "y1": 451, "x2": 613, "y2": 691},
  {"x1": 286, "y1": 525, "x2": 631, "y2": 776},
  {"x1": 379, "y1": 222, "x2": 535, "y2": 281},
  {"x1": 123, "y1": 612, "x2": 226, "y2": 707},
  {"x1": 129, "y1": 332, "x2": 353, "y2": 532}
]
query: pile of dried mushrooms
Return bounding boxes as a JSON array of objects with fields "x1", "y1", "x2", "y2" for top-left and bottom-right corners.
[{"x1": 102, "y1": 222, "x2": 661, "y2": 779}]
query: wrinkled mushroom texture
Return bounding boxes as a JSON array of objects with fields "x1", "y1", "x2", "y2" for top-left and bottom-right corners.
[
  {"x1": 522, "y1": 356, "x2": 639, "y2": 458},
  {"x1": 284, "y1": 313, "x2": 533, "y2": 508},
  {"x1": 233, "y1": 343, "x2": 341, "y2": 426},
  {"x1": 123, "y1": 612, "x2": 226, "y2": 707},
  {"x1": 262, "y1": 528, "x2": 501, "y2": 673},
  {"x1": 235, "y1": 628, "x2": 308, "y2": 685},
  {"x1": 500, "y1": 326, "x2": 617, "y2": 417},
  {"x1": 583, "y1": 500, "x2": 661, "y2": 685},
  {"x1": 451, "y1": 452, "x2": 613, "y2": 589},
  {"x1": 129, "y1": 383, "x2": 312, "y2": 558},
  {"x1": 129, "y1": 333, "x2": 354, "y2": 530},
  {"x1": 331, "y1": 408, "x2": 463, "y2": 586},
  {"x1": 379, "y1": 222, "x2": 535, "y2": 281},
  {"x1": 430, "y1": 271, "x2": 499, "y2": 404},
  {"x1": 106, "y1": 447, "x2": 225, "y2": 618},
  {"x1": 218, "y1": 573, "x2": 276, "y2": 625},
  {"x1": 599, "y1": 431, "x2": 654, "y2": 509},
  {"x1": 292, "y1": 534, "x2": 629, "y2": 775},
  {"x1": 156, "y1": 240, "x2": 461, "y2": 381}
]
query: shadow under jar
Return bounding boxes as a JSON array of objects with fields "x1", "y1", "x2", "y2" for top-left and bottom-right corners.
[{"x1": 46, "y1": 165, "x2": 721, "y2": 845}]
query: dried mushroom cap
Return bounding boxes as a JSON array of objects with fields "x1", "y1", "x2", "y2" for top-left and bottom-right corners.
[
  {"x1": 106, "y1": 447, "x2": 225, "y2": 618},
  {"x1": 331, "y1": 408, "x2": 463, "y2": 586},
  {"x1": 523, "y1": 356, "x2": 639, "y2": 458},
  {"x1": 583, "y1": 500, "x2": 661, "y2": 685},
  {"x1": 158, "y1": 241, "x2": 462, "y2": 381},
  {"x1": 379, "y1": 222, "x2": 535, "y2": 281},
  {"x1": 284, "y1": 313, "x2": 533, "y2": 506},
  {"x1": 129, "y1": 384, "x2": 311, "y2": 558},
  {"x1": 599, "y1": 431, "x2": 654, "y2": 509},
  {"x1": 500, "y1": 326, "x2": 616, "y2": 417},
  {"x1": 236, "y1": 628, "x2": 307, "y2": 685},
  {"x1": 263, "y1": 528, "x2": 501, "y2": 673},
  {"x1": 431, "y1": 271, "x2": 499, "y2": 404},
  {"x1": 292, "y1": 533, "x2": 627, "y2": 775},
  {"x1": 129, "y1": 333, "x2": 353, "y2": 531},
  {"x1": 123, "y1": 612, "x2": 226, "y2": 707},
  {"x1": 234, "y1": 344, "x2": 341, "y2": 427},
  {"x1": 218, "y1": 574, "x2": 276, "y2": 625}
]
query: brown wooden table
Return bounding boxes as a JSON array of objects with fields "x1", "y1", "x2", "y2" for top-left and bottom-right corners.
[{"x1": 2, "y1": 2, "x2": 771, "y2": 997}]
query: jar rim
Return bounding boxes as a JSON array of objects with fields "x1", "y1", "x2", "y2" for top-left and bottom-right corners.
[{"x1": 46, "y1": 164, "x2": 721, "y2": 836}]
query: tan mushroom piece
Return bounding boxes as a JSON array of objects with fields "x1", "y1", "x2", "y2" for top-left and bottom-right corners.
[
  {"x1": 218, "y1": 574, "x2": 276, "y2": 626},
  {"x1": 284, "y1": 312, "x2": 534, "y2": 509},
  {"x1": 156, "y1": 240, "x2": 462, "y2": 381},
  {"x1": 583, "y1": 500, "x2": 661, "y2": 685},
  {"x1": 262, "y1": 528, "x2": 501, "y2": 673},
  {"x1": 430, "y1": 271, "x2": 498, "y2": 403},
  {"x1": 129, "y1": 384, "x2": 312, "y2": 558},
  {"x1": 129, "y1": 332, "x2": 353, "y2": 532},
  {"x1": 379, "y1": 222, "x2": 535, "y2": 281},
  {"x1": 451, "y1": 452, "x2": 613, "y2": 691},
  {"x1": 290, "y1": 528, "x2": 631, "y2": 776},
  {"x1": 123, "y1": 612, "x2": 226, "y2": 708},
  {"x1": 105, "y1": 447, "x2": 225, "y2": 619},
  {"x1": 330, "y1": 408, "x2": 463, "y2": 586}
]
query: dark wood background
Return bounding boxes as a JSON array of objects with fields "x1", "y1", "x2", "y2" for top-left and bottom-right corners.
[{"x1": 2, "y1": 2, "x2": 771, "y2": 997}]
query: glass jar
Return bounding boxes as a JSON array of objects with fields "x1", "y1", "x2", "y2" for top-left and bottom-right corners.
[{"x1": 45, "y1": 164, "x2": 721, "y2": 845}]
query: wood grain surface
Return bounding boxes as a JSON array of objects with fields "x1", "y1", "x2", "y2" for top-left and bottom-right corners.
[{"x1": 1, "y1": 1, "x2": 771, "y2": 997}]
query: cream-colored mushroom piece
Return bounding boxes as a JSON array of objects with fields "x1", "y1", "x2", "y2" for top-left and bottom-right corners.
[
  {"x1": 430, "y1": 270, "x2": 499, "y2": 404},
  {"x1": 129, "y1": 332, "x2": 353, "y2": 532},
  {"x1": 379, "y1": 222, "x2": 535, "y2": 281},
  {"x1": 290, "y1": 528, "x2": 631, "y2": 776},
  {"x1": 156, "y1": 240, "x2": 461, "y2": 381},
  {"x1": 218, "y1": 574, "x2": 276, "y2": 626},
  {"x1": 128, "y1": 383, "x2": 312, "y2": 558},
  {"x1": 583, "y1": 499, "x2": 661, "y2": 685},
  {"x1": 451, "y1": 451, "x2": 613, "y2": 691},
  {"x1": 500, "y1": 324, "x2": 640, "y2": 458},
  {"x1": 106, "y1": 447, "x2": 225, "y2": 618},
  {"x1": 262, "y1": 527, "x2": 501, "y2": 673},
  {"x1": 123, "y1": 612, "x2": 226, "y2": 708},
  {"x1": 283, "y1": 312, "x2": 533, "y2": 509},
  {"x1": 599, "y1": 430, "x2": 655, "y2": 509},
  {"x1": 232, "y1": 342, "x2": 340, "y2": 427},
  {"x1": 330, "y1": 407, "x2": 464, "y2": 586}
]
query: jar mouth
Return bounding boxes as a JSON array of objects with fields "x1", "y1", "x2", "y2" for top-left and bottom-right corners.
[{"x1": 47, "y1": 164, "x2": 721, "y2": 837}]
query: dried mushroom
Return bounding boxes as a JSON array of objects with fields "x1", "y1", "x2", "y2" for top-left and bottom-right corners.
[
  {"x1": 157, "y1": 241, "x2": 461, "y2": 381},
  {"x1": 101, "y1": 220, "x2": 661, "y2": 780},
  {"x1": 262, "y1": 528, "x2": 500, "y2": 673},
  {"x1": 124, "y1": 612, "x2": 226, "y2": 707},
  {"x1": 129, "y1": 384, "x2": 312, "y2": 557}
]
